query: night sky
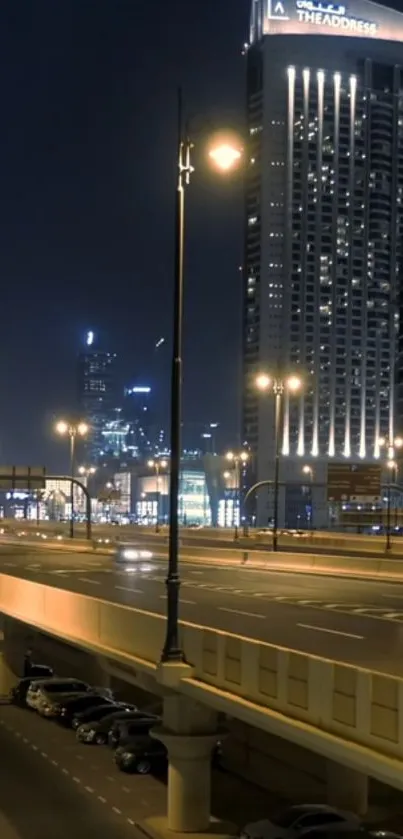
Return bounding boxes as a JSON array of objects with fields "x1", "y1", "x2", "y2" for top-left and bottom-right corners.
[{"x1": 0, "y1": 0, "x2": 248, "y2": 470}]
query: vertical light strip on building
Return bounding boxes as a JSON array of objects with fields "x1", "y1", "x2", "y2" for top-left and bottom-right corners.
[
  {"x1": 297, "y1": 67, "x2": 310, "y2": 457},
  {"x1": 388, "y1": 66, "x2": 399, "y2": 447},
  {"x1": 284, "y1": 65, "x2": 295, "y2": 456},
  {"x1": 311, "y1": 69, "x2": 324, "y2": 457},
  {"x1": 343, "y1": 74, "x2": 356, "y2": 458},
  {"x1": 328, "y1": 71, "x2": 341, "y2": 458}
]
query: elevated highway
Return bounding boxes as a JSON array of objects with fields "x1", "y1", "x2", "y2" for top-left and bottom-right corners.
[{"x1": 0, "y1": 546, "x2": 403, "y2": 828}]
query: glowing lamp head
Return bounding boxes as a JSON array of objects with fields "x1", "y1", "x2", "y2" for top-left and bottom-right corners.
[
  {"x1": 226, "y1": 451, "x2": 235, "y2": 462},
  {"x1": 208, "y1": 143, "x2": 242, "y2": 172},
  {"x1": 55, "y1": 420, "x2": 69, "y2": 436},
  {"x1": 240, "y1": 452, "x2": 249, "y2": 464},
  {"x1": 255, "y1": 373, "x2": 271, "y2": 391},
  {"x1": 286, "y1": 375, "x2": 302, "y2": 393},
  {"x1": 147, "y1": 459, "x2": 155, "y2": 468},
  {"x1": 160, "y1": 459, "x2": 168, "y2": 468},
  {"x1": 302, "y1": 465, "x2": 312, "y2": 475},
  {"x1": 387, "y1": 459, "x2": 397, "y2": 470},
  {"x1": 77, "y1": 422, "x2": 89, "y2": 437},
  {"x1": 395, "y1": 437, "x2": 403, "y2": 449}
]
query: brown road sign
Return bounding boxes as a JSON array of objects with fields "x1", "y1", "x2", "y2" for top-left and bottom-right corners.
[
  {"x1": 0, "y1": 467, "x2": 46, "y2": 491},
  {"x1": 328, "y1": 463, "x2": 381, "y2": 502}
]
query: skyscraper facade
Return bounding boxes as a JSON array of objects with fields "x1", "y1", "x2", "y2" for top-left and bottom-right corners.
[
  {"x1": 243, "y1": 0, "x2": 403, "y2": 523},
  {"x1": 77, "y1": 332, "x2": 118, "y2": 463}
]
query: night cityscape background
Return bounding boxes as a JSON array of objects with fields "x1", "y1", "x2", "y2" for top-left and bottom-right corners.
[{"x1": 0, "y1": 0, "x2": 247, "y2": 470}]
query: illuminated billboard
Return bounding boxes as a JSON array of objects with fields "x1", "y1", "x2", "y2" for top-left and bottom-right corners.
[{"x1": 250, "y1": 0, "x2": 403, "y2": 42}]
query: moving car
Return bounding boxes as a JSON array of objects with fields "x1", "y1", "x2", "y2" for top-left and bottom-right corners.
[
  {"x1": 71, "y1": 702, "x2": 136, "y2": 731},
  {"x1": 108, "y1": 714, "x2": 159, "y2": 749},
  {"x1": 114, "y1": 735, "x2": 167, "y2": 774},
  {"x1": 26, "y1": 678, "x2": 90, "y2": 714},
  {"x1": 115, "y1": 543, "x2": 153, "y2": 562},
  {"x1": 240, "y1": 805, "x2": 361, "y2": 839},
  {"x1": 58, "y1": 693, "x2": 115, "y2": 727},
  {"x1": 76, "y1": 708, "x2": 147, "y2": 745}
]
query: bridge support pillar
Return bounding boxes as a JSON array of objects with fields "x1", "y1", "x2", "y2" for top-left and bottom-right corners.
[
  {"x1": 152, "y1": 692, "x2": 222, "y2": 832},
  {"x1": 327, "y1": 760, "x2": 368, "y2": 815}
]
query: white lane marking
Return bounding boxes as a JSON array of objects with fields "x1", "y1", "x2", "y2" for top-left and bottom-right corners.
[
  {"x1": 190, "y1": 570, "x2": 203, "y2": 575},
  {"x1": 106, "y1": 775, "x2": 115, "y2": 782},
  {"x1": 3, "y1": 561, "x2": 15, "y2": 567},
  {"x1": 218, "y1": 606, "x2": 266, "y2": 619},
  {"x1": 31, "y1": 744, "x2": 38, "y2": 751},
  {"x1": 78, "y1": 577, "x2": 100, "y2": 585},
  {"x1": 384, "y1": 612, "x2": 403, "y2": 619},
  {"x1": 85, "y1": 786, "x2": 94, "y2": 794},
  {"x1": 382, "y1": 593, "x2": 403, "y2": 600},
  {"x1": 115, "y1": 585, "x2": 144, "y2": 593},
  {"x1": 73, "y1": 777, "x2": 81, "y2": 784},
  {"x1": 297, "y1": 623, "x2": 364, "y2": 640},
  {"x1": 127, "y1": 818, "x2": 135, "y2": 826},
  {"x1": 62, "y1": 768, "x2": 69, "y2": 775},
  {"x1": 113, "y1": 807, "x2": 122, "y2": 815},
  {"x1": 41, "y1": 750, "x2": 47, "y2": 757},
  {"x1": 15, "y1": 731, "x2": 21, "y2": 737},
  {"x1": 122, "y1": 786, "x2": 130, "y2": 793},
  {"x1": 98, "y1": 796, "x2": 107, "y2": 804},
  {"x1": 76, "y1": 754, "x2": 83, "y2": 760},
  {"x1": 23, "y1": 737, "x2": 28, "y2": 743},
  {"x1": 52, "y1": 760, "x2": 58, "y2": 767}
]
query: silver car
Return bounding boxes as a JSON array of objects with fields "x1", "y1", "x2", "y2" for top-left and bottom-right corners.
[{"x1": 26, "y1": 678, "x2": 90, "y2": 715}]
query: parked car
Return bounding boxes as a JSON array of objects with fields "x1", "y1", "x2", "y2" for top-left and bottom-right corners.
[
  {"x1": 240, "y1": 805, "x2": 361, "y2": 839},
  {"x1": 26, "y1": 678, "x2": 90, "y2": 714},
  {"x1": 76, "y1": 708, "x2": 146, "y2": 745},
  {"x1": 58, "y1": 693, "x2": 116, "y2": 727},
  {"x1": 114, "y1": 735, "x2": 167, "y2": 774},
  {"x1": 108, "y1": 714, "x2": 159, "y2": 749},
  {"x1": 71, "y1": 702, "x2": 136, "y2": 731},
  {"x1": 10, "y1": 677, "x2": 50, "y2": 707}
]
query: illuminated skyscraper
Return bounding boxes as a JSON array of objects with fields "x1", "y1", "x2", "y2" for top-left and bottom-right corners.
[
  {"x1": 77, "y1": 332, "x2": 118, "y2": 463},
  {"x1": 243, "y1": 0, "x2": 403, "y2": 522}
]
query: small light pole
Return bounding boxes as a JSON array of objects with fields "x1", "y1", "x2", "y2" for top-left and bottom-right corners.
[
  {"x1": 148, "y1": 458, "x2": 168, "y2": 533},
  {"x1": 225, "y1": 451, "x2": 249, "y2": 539},
  {"x1": 255, "y1": 373, "x2": 303, "y2": 551},
  {"x1": 302, "y1": 464, "x2": 314, "y2": 529},
  {"x1": 379, "y1": 435, "x2": 403, "y2": 552},
  {"x1": 55, "y1": 420, "x2": 89, "y2": 539}
]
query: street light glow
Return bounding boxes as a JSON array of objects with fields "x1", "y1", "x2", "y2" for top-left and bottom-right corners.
[
  {"x1": 55, "y1": 420, "x2": 68, "y2": 435},
  {"x1": 255, "y1": 373, "x2": 271, "y2": 391},
  {"x1": 77, "y1": 422, "x2": 89, "y2": 436},
  {"x1": 240, "y1": 452, "x2": 249, "y2": 463},
  {"x1": 208, "y1": 143, "x2": 242, "y2": 172},
  {"x1": 302, "y1": 465, "x2": 312, "y2": 475},
  {"x1": 286, "y1": 375, "x2": 302, "y2": 393}
]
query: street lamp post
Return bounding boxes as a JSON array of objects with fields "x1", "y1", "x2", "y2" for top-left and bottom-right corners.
[
  {"x1": 302, "y1": 465, "x2": 314, "y2": 529},
  {"x1": 161, "y1": 89, "x2": 242, "y2": 663},
  {"x1": 256, "y1": 373, "x2": 302, "y2": 551},
  {"x1": 225, "y1": 451, "x2": 249, "y2": 539},
  {"x1": 379, "y1": 435, "x2": 403, "y2": 552},
  {"x1": 148, "y1": 458, "x2": 168, "y2": 533},
  {"x1": 55, "y1": 420, "x2": 89, "y2": 539}
]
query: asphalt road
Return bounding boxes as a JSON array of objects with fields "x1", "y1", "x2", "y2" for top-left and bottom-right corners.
[
  {"x1": 2, "y1": 545, "x2": 403, "y2": 675},
  {"x1": 0, "y1": 702, "x2": 281, "y2": 836}
]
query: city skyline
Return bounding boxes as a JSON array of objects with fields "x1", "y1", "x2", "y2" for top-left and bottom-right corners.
[{"x1": 0, "y1": 0, "x2": 246, "y2": 470}]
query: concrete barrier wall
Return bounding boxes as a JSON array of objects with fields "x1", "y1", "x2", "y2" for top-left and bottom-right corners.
[{"x1": 182, "y1": 626, "x2": 403, "y2": 765}]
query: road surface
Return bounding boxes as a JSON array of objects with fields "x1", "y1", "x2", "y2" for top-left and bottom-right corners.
[
  {"x1": 2, "y1": 545, "x2": 403, "y2": 675},
  {"x1": 0, "y1": 701, "x2": 281, "y2": 836}
]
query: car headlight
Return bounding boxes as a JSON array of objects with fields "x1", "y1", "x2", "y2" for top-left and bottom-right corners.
[{"x1": 122, "y1": 548, "x2": 139, "y2": 560}]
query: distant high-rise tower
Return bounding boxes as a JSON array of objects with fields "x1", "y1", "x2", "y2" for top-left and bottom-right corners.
[
  {"x1": 77, "y1": 331, "x2": 118, "y2": 463},
  {"x1": 243, "y1": 0, "x2": 403, "y2": 523}
]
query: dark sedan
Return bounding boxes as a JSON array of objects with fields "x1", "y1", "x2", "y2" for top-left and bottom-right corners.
[
  {"x1": 10, "y1": 676, "x2": 50, "y2": 707},
  {"x1": 114, "y1": 735, "x2": 167, "y2": 774},
  {"x1": 76, "y1": 708, "x2": 148, "y2": 745},
  {"x1": 58, "y1": 694, "x2": 115, "y2": 727},
  {"x1": 108, "y1": 714, "x2": 159, "y2": 749},
  {"x1": 72, "y1": 702, "x2": 137, "y2": 731}
]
